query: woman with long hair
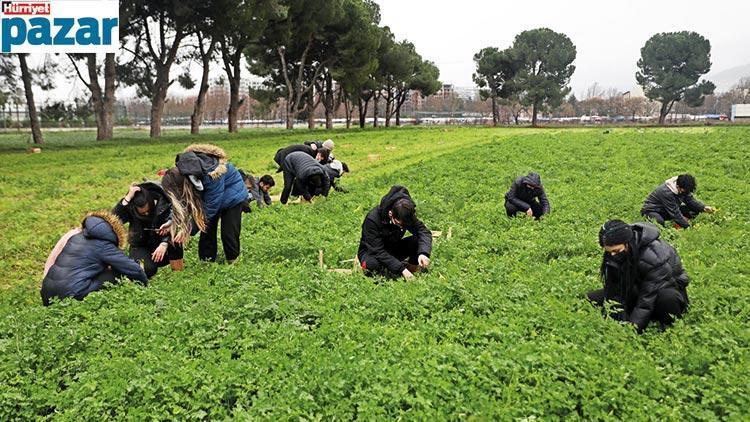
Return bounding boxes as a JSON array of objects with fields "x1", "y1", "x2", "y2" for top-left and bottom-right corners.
[
  {"x1": 161, "y1": 144, "x2": 248, "y2": 263},
  {"x1": 586, "y1": 220, "x2": 689, "y2": 333}
]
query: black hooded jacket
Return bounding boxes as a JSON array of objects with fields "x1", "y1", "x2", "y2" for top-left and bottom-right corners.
[
  {"x1": 112, "y1": 182, "x2": 173, "y2": 247},
  {"x1": 600, "y1": 222, "x2": 689, "y2": 332},
  {"x1": 504, "y1": 172, "x2": 550, "y2": 214},
  {"x1": 357, "y1": 186, "x2": 432, "y2": 274},
  {"x1": 274, "y1": 144, "x2": 316, "y2": 167},
  {"x1": 281, "y1": 151, "x2": 330, "y2": 203}
]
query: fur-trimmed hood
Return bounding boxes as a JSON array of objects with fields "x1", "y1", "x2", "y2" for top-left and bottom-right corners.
[
  {"x1": 81, "y1": 211, "x2": 127, "y2": 249},
  {"x1": 183, "y1": 144, "x2": 228, "y2": 180}
]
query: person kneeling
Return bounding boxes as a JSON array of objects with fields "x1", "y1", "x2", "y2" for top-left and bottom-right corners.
[
  {"x1": 113, "y1": 182, "x2": 184, "y2": 278},
  {"x1": 358, "y1": 185, "x2": 432, "y2": 279},
  {"x1": 586, "y1": 220, "x2": 689, "y2": 333},
  {"x1": 41, "y1": 211, "x2": 148, "y2": 306},
  {"x1": 641, "y1": 173, "x2": 714, "y2": 229},
  {"x1": 504, "y1": 172, "x2": 550, "y2": 220}
]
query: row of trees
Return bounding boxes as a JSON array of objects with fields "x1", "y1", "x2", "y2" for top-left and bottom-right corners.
[
  {"x1": 1, "y1": 0, "x2": 441, "y2": 143},
  {"x1": 473, "y1": 29, "x2": 716, "y2": 127}
]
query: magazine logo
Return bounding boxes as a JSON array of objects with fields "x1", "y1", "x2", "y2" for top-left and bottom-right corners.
[{"x1": 0, "y1": 0, "x2": 118, "y2": 53}]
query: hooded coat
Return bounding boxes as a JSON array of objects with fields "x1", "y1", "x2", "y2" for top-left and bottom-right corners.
[
  {"x1": 357, "y1": 186, "x2": 432, "y2": 274},
  {"x1": 180, "y1": 144, "x2": 248, "y2": 220},
  {"x1": 504, "y1": 172, "x2": 550, "y2": 214},
  {"x1": 281, "y1": 151, "x2": 330, "y2": 203},
  {"x1": 641, "y1": 176, "x2": 705, "y2": 228},
  {"x1": 112, "y1": 182, "x2": 173, "y2": 247},
  {"x1": 601, "y1": 222, "x2": 689, "y2": 332},
  {"x1": 41, "y1": 212, "x2": 148, "y2": 306}
]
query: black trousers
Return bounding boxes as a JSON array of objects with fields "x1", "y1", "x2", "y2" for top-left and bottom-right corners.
[
  {"x1": 359, "y1": 236, "x2": 420, "y2": 278},
  {"x1": 586, "y1": 287, "x2": 687, "y2": 327},
  {"x1": 130, "y1": 243, "x2": 184, "y2": 278},
  {"x1": 199, "y1": 203, "x2": 243, "y2": 262},
  {"x1": 642, "y1": 205, "x2": 700, "y2": 226},
  {"x1": 505, "y1": 200, "x2": 544, "y2": 220}
]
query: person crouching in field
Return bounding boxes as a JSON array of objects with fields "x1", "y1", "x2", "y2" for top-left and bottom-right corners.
[
  {"x1": 586, "y1": 220, "x2": 689, "y2": 333},
  {"x1": 113, "y1": 182, "x2": 184, "y2": 278},
  {"x1": 238, "y1": 170, "x2": 275, "y2": 212},
  {"x1": 41, "y1": 211, "x2": 148, "y2": 306},
  {"x1": 305, "y1": 139, "x2": 335, "y2": 163},
  {"x1": 504, "y1": 172, "x2": 550, "y2": 220},
  {"x1": 641, "y1": 174, "x2": 714, "y2": 229},
  {"x1": 280, "y1": 151, "x2": 331, "y2": 204},
  {"x1": 162, "y1": 144, "x2": 248, "y2": 264},
  {"x1": 358, "y1": 186, "x2": 432, "y2": 280}
]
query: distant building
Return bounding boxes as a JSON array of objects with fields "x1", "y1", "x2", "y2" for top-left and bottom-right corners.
[{"x1": 731, "y1": 104, "x2": 750, "y2": 122}]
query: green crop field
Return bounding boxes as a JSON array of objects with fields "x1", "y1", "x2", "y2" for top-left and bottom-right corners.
[{"x1": 1, "y1": 126, "x2": 749, "y2": 419}]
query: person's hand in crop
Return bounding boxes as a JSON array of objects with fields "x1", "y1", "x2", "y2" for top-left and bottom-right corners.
[
  {"x1": 704, "y1": 205, "x2": 715, "y2": 213},
  {"x1": 151, "y1": 242, "x2": 168, "y2": 262},
  {"x1": 402, "y1": 268, "x2": 414, "y2": 280},
  {"x1": 526, "y1": 208, "x2": 534, "y2": 217},
  {"x1": 418, "y1": 254, "x2": 430, "y2": 269},
  {"x1": 173, "y1": 222, "x2": 191, "y2": 245}
]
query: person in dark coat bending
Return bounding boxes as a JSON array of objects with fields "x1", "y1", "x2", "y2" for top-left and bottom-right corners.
[
  {"x1": 41, "y1": 211, "x2": 148, "y2": 306},
  {"x1": 113, "y1": 181, "x2": 184, "y2": 278},
  {"x1": 504, "y1": 172, "x2": 550, "y2": 220},
  {"x1": 280, "y1": 151, "x2": 331, "y2": 204},
  {"x1": 273, "y1": 144, "x2": 330, "y2": 172},
  {"x1": 641, "y1": 174, "x2": 714, "y2": 229},
  {"x1": 358, "y1": 185, "x2": 432, "y2": 279},
  {"x1": 586, "y1": 220, "x2": 689, "y2": 333}
]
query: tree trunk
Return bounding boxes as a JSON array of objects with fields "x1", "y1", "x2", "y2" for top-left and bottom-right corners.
[
  {"x1": 658, "y1": 101, "x2": 673, "y2": 125},
  {"x1": 373, "y1": 93, "x2": 379, "y2": 127},
  {"x1": 85, "y1": 54, "x2": 105, "y2": 140},
  {"x1": 491, "y1": 96, "x2": 498, "y2": 127},
  {"x1": 358, "y1": 97, "x2": 369, "y2": 128},
  {"x1": 191, "y1": 41, "x2": 214, "y2": 134},
  {"x1": 324, "y1": 74, "x2": 334, "y2": 130},
  {"x1": 384, "y1": 87, "x2": 392, "y2": 128},
  {"x1": 307, "y1": 92, "x2": 315, "y2": 130},
  {"x1": 101, "y1": 53, "x2": 116, "y2": 140},
  {"x1": 18, "y1": 54, "x2": 43, "y2": 144},
  {"x1": 531, "y1": 102, "x2": 538, "y2": 127},
  {"x1": 150, "y1": 81, "x2": 167, "y2": 138},
  {"x1": 344, "y1": 98, "x2": 351, "y2": 129},
  {"x1": 286, "y1": 98, "x2": 295, "y2": 129}
]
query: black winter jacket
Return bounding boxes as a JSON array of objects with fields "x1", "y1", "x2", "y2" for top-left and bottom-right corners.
[
  {"x1": 641, "y1": 179, "x2": 705, "y2": 228},
  {"x1": 504, "y1": 172, "x2": 550, "y2": 214},
  {"x1": 357, "y1": 186, "x2": 432, "y2": 274},
  {"x1": 600, "y1": 222, "x2": 689, "y2": 332},
  {"x1": 41, "y1": 212, "x2": 147, "y2": 306},
  {"x1": 112, "y1": 182, "x2": 172, "y2": 247},
  {"x1": 281, "y1": 151, "x2": 330, "y2": 203}
]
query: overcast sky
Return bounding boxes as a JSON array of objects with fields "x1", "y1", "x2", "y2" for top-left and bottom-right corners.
[
  {"x1": 376, "y1": 0, "x2": 750, "y2": 96},
  {"x1": 32, "y1": 0, "x2": 750, "y2": 102}
]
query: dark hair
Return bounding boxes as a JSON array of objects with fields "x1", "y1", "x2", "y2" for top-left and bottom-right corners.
[
  {"x1": 392, "y1": 198, "x2": 417, "y2": 226},
  {"x1": 341, "y1": 162, "x2": 350, "y2": 173},
  {"x1": 599, "y1": 225, "x2": 640, "y2": 312},
  {"x1": 129, "y1": 188, "x2": 153, "y2": 217},
  {"x1": 260, "y1": 174, "x2": 275, "y2": 187},
  {"x1": 676, "y1": 174, "x2": 696, "y2": 193},
  {"x1": 317, "y1": 148, "x2": 331, "y2": 162}
]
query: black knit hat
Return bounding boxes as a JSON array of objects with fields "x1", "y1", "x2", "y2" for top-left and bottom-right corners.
[{"x1": 599, "y1": 220, "x2": 634, "y2": 246}]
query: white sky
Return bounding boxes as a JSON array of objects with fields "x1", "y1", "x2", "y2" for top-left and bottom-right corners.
[
  {"x1": 28, "y1": 0, "x2": 750, "y2": 102},
  {"x1": 376, "y1": 0, "x2": 750, "y2": 96}
]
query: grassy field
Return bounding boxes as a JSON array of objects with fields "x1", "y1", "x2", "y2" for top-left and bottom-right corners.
[{"x1": 1, "y1": 126, "x2": 749, "y2": 419}]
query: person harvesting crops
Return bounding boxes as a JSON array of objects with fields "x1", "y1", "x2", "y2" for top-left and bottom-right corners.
[
  {"x1": 358, "y1": 185, "x2": 432, "y2": 279},
  {"x1": 586, "y1": 220, "x2": 689, "y2": 333},
  {"x1": 113, "y1": 182, "x2": 184, "y2": 278},
  {"x1": 279, "y1": 151, "x2": 331, "y2": 204},
  {"x1": 161, "y1": 144, "x2": 248, "y2": 264},
  {"x1": 237, "y1": 170, "x2": 275, "y2": 211},
  {"x1": 504, "y1": 172, "x2": 550, "y2": 220},
  {"x1": 41, "y1": 211, "x2": 148, "y2": 306},
  {"x1": 641, "y1": 174, "x2": 714, "y2": 229},
  {"x1": 305, "y1": 139, "x2": 335, "y2": 163},
  {"x1": 324, "y1": 160, "x2": 349, "y2": 193}
]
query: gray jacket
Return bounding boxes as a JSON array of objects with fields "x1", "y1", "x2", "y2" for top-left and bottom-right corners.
[{"x1": 641, "y1": 178, "x2": 704, "y2": 228}]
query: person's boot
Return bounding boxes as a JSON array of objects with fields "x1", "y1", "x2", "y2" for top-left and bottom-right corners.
[{"x1": 170, "y1": 259, "x2": 184, "y2": 271}]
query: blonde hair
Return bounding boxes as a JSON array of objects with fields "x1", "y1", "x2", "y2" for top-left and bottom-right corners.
[{"x1": 162, "y1": 169, "x2": 208, "y2": 235}]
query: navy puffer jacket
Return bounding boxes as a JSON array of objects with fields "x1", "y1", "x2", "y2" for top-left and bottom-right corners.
[{"x1": 41, "y1": 212, "x2": 147, "y2": 306}]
